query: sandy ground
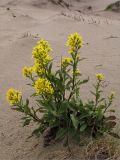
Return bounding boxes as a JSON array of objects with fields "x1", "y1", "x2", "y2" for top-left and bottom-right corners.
[{"x1": 0, "y1": 0, "x2": 120, "y2": 159}]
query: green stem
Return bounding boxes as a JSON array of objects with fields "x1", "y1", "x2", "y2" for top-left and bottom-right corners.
[
  {"x1": 68, "y1": 51, "x2": 78, "y2": 101},
  {"x1": 18, "y1": 100, "x2": 42, "y2": 123},
  {"x1": 104, "y1": 100, "x2": 112, "y2": 113},
  {"x1": 66, "y1": 119, "x2": 71, "y2": 153},
  {"x1": 29, "y1": 111, "x2": 41, "y2": 122},
  {"x1": 95, "y1": 81, "x2": 100, "y2": 108}
]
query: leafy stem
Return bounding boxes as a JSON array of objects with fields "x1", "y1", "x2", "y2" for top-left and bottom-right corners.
[{"x1": 68, "y1": 51, "x2": 78, "y2": 101}]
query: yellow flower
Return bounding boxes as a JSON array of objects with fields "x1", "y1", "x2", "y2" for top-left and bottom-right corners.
[
  {"x1": 37, "y1": 39, "x2": 52, "y2": 51},
  {"x1": 34, "y1": 78, "x2": 54, "y2": 95},
  {"x1": 62, "y1": 57, "x2": 73, "y2": 67},
  {"x1": 32, "y1": 39, "x2": 52, "y2": 65},
  {"x1": 96, "y1": 73, "x2": 105, "y2": 81},
  {"x1": 66, "y1": 32, "x2": 83, "y2": 53},
  {"x1": 33, "y1": 62, "x2": 46, "y2": 76},
  {"x1": 74, "y1": 69, "x2": 81, "y2": 76},
  {"x1": 22, "y1": 66, "x2": 33, "y2": 78},
  {"x1": 6, "y1": 88, "x2": 22, "y2": 106},
  {"x1": 76, "y1": 54, "x2": 80, "y2": 59}
]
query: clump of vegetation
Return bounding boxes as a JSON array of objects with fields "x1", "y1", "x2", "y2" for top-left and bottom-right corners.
[
  {"x1": 6, "y1": 33, "x2": 118, "y2": 149},
  {"x1": 105, "y1": 1, "x2": 120, "y2": 12},
  {"x1": 85, "y1": 137, "x2": 120, "y2": 160}
]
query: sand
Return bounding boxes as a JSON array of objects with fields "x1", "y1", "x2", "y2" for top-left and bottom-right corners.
[{"x1": 0, "y1": 0, "x2": 120, "y2": 159}]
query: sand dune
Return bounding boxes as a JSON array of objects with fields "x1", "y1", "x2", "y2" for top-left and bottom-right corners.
[{"x1": 0, "y1": 0, "x2": 120, "y2": 159}]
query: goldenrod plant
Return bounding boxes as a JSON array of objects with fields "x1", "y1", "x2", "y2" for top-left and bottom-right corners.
[{"x1": 6, "y1": 33, "x2": 117, "y2": 146}]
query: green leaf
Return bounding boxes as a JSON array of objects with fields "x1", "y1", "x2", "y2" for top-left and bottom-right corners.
[
  {"x1": 58, "y1": 101, "x2": 70, "y2": 113},
  {"x1": 31, "y1": 125, "x2": 44, "y2": 137},
  {"x1": 66, "y1": 80, "x2": 72, "y2": 89},
  {"x1": 80, "y1": 124, "x2": 87, "y2": 132},
  {"x1": 23, "y1": 104, "x2": 30, "y2": 114},
  {"x1": 109, "y1": 109, "x2": 115, "y2": 113},
  {"x1": 90, "y1": 91, "x2": 96, "y2": 96},
  {"x1": 48, "y1": 62, "x2": 52, "y2": 72},
  {"x1": 97, "y1": 105, "x2": 105, "y2": 110},
  {"x1": 55, "y1": 128, "x2": 67, "y2": 141},
  {"x1": 40, "y1": 101, "x2": 53, "y2": 112},
  {"x1": 79, "y1": 114, "x2": 89, "y2": 120},
  {"x1": 23, "y1": 119, "x2": 31, "y2": 126},
  {"x1": 21, "y1": 117, "x2": 28, "y2": 120},
  {"x1": 58, "y1": 71, "x2": 63, "y2": 80},
  {"x1": 30, "y1": 93, "x2": 37, "y2": 97},
  {"x1": 11, "y1": 107, "x2": 24, "y2": 112},
  {"x1": 70, "y1": 114, "x2": 79, "y2": 130},
  {"x1": 26, "y1": 83, "x2": 33, "y2": 87},
  {"x1": 78, "y1": 78, "x2": 89, "y2": 85},
  {"x1": 26, "y1": 99, "x2": 29, "y2": 105}
]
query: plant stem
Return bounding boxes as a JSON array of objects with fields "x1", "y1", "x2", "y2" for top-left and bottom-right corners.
[
  {"x1": 104, "y1": 100, "x2": 112, "y2": 113},
  {"x1": 66, "y1": 120, "x2": 71, "y2": 153},
  {"x1": 68, "y1": 51, "x2": 77, "y2": 101},
  {"x1": 95, "y1": 81, "x2": 100, "y2": 108}
]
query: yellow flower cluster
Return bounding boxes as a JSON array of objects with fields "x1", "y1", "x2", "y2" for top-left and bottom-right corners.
[
  {"x1": 74, "y1": 69, "x2": 81, "y2": 76},
  {"x1": 66, "y1": 32, "x2": 83, "y2": 53},
  {"x1": 34, "y1": 78, "x2": 54, "y2": 95},
  {"x1": 96, "y1": 73, "x2": 105, "y2": 81},
  {"x1": 22, "y1": 39, "x2": 53, "y2": 78},
  {"x1": 62, "y1": 57, "x2": 73, "y2": 67},
  {"x1": 33, "y1": 61, "x2": 46, "y2": 76},
  {"x1": 22, "y1": 66, "x2": 33, "y2": 77},
  {"x1": 32, "y1": 39, "x2": 52, "y2": 65},
  {"x1": 76, "y1": 54, "x2": 80, "y2": 59},
  {"x1": 6, "y1": 88, "x2": 22, "y2": 106}
]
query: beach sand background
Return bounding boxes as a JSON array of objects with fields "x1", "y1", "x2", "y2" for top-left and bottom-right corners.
[{"x1": 0, "y1": 0, "x2": 120, "y2": 159}]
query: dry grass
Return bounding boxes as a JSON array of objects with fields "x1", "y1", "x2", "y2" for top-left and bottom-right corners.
[
  {"x1": 85, "y1": 137, "x2": 120, "y2": 160},
  {"x1": 41, "y1": 135, "x2": 120, "y2": 160}
]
